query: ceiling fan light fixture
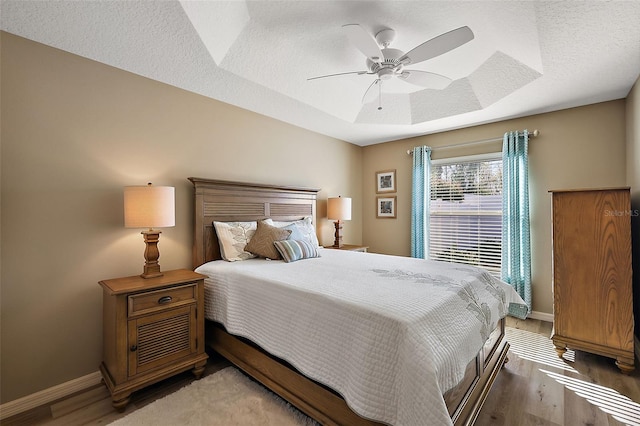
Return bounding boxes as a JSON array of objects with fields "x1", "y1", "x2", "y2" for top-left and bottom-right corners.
[{"x1": 378, "y1": 68, "x2": 395, "y2": 80}]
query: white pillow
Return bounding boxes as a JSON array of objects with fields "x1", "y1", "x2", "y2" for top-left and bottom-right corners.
[
  {"x1": 213, "y1": 221, "x2": 257, "y2": 261},
  {"x1": 271, "y1": 217, "x2": 320, "y2": 248}
]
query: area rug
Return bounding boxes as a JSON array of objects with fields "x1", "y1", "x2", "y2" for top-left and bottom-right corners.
[{"x1": 109, "y1": 367, "x2": 319, "y2": 426}]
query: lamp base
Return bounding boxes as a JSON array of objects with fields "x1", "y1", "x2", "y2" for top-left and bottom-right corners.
[
  {"x1": 141, "y1": 269, "x2": 163, "y2": 279},
  {"x1": 333, "y1": 220, "x2": 344, "y2": 248},
  {"x1": 141, "y1": 230, "x2": 163, "y2": 279}
]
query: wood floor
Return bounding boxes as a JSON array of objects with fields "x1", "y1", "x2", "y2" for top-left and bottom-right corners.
[{"x1": 4, "y1": 318, "x2": 640, "y2": 426}]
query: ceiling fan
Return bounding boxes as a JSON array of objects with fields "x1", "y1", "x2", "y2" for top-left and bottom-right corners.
[{"x1": 309, "y1": 24, "x2": 474, "y2": 109}]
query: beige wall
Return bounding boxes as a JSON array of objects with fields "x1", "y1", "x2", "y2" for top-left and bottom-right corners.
[
  {"x1": 626, "y1": 77, "x2": 639, "y2": 338},
  {"x1": 0, "y1": 33, "x2": 363, "y2": 403},
  {"x1": 363, "y1": 101, "x2": 628, "y2": 317}
]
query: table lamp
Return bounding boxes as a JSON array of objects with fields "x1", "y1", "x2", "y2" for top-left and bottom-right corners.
[
  {"x1": 327, "y1": 196, "x2": 352, "y2": 248},
  {"x1": 124, "y1": 183, "x2": 175, "y2": 278}
]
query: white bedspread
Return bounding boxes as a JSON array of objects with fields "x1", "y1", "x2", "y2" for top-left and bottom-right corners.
[{"x1": 196, "y1": 249, "x2": 525, "y2": 426}]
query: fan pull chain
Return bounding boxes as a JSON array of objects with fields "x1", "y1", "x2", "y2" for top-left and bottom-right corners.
[{"x1": 378, "y1": 81, "x2": 382, "y2": 110}]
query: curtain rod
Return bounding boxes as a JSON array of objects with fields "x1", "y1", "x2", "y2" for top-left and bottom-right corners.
[{"x1": 406, "y1": 129, "x2": 539, "y2": 155}]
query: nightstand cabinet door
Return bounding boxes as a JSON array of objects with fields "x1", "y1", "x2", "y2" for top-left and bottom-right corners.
[{"x1": 127, "y1": 304, "x2": 197, "y2": 377}]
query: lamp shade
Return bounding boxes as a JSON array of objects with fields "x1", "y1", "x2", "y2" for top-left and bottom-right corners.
[
  {"x1": 327, "y1": 196, "x2": 352, "y2": 221},
  {"x1": 124, "y1": 184, "x2": 175, "y2": 229}
]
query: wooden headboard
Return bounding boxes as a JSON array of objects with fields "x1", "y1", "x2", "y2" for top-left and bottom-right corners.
[{"x1": 188, "y1": 177, "x2": 320, "y2": 268}]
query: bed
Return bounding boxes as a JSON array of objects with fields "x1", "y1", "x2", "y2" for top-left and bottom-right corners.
[{"x1": 189, "y1": 177, "x2": 518, "y2": 426}]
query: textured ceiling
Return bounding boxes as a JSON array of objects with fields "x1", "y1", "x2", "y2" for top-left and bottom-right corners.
[{"x1": 2, "y1": 1, "x2": 639, "y2": 146}]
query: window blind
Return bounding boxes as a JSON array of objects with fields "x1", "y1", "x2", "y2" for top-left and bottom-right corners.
[{"x1": 429, "y1": 156, "x2": 502, "y2": 275}]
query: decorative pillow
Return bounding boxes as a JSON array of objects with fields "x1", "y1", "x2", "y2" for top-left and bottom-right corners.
[
  {"x1": 282, "y1": 223, "x2": 307, "y2": 241},
  {"x1": 244, "y1": 220, "x2": 292, "y2": 260},
  {"x1": 274, "y1": 239, "x2": 321, "y2": 263},
  {"x1": 213, "y1": 221, "x2": 258, "y2": 262},
  {"x1": 271, "y1": 217, "x2": 320, "y2": 248}
]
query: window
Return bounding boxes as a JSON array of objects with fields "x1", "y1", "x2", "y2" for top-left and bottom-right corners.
[{"x1": 429, "y1": 154, "x2": 502, "y2": 275}]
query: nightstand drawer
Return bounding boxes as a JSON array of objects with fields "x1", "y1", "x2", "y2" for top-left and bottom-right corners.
[{"x1": 128, "y1": 283, "x2": 196, "y2": 317}]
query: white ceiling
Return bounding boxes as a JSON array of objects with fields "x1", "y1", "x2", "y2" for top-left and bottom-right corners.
[{"x1": 2, "y1": 1, "x2": 640, "y2": 146}]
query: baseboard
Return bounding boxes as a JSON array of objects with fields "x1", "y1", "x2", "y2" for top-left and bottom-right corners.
[
  {"x1": 0, "y1": 371, "x2": 102, "y2": 420},
  {"x1": 528, "y1": 310, "x2": 553, "y2": 323}
]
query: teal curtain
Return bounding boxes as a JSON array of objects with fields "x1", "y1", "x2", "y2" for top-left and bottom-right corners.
[
  {"x1": 502, "y1": 130, "x2": 532, "y2": 319},
  {"x1": 411, "y1": 146, "x2": 432, "y2": 258}
]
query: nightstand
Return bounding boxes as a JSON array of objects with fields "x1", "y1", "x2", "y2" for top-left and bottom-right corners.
[
  {"x1": 323, "y1": 244, "x2": 369, "y2": 252},
  {"x1": 99, "y1": 269, "x2": 208, "y2": 410}
]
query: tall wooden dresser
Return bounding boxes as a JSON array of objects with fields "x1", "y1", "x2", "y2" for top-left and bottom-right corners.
[{"x1": 550, "y1": 187, "x2": 634, "y2": 374}]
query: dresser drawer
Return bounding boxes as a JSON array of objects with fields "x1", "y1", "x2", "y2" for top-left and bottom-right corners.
[{"x1": 128, "y1": 283, "x2": 197, "y2": 317}]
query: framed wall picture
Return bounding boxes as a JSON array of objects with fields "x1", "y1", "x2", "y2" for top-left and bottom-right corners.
[
  {"x1": 376, "y1": 169, "x2": 396, "y2": 193},
  {"x1": 376, "y1": 196, "x2": 397, "y2": 218}
]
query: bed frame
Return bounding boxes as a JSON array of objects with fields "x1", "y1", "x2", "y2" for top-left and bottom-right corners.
[{"x1": 189, "y1": 177, "x2": 509, "y2": 426}]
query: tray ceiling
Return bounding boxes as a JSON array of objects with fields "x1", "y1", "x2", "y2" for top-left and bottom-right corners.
[{"x1": 2, "y1": 1, "x2": 639, "y2": 145}]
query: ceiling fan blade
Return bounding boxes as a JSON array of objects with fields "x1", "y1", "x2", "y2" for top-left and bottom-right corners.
[
  {"x1": 399, "y1": 70, "x2": 452, "y2": 90},
  {"x1": 342, "y1": 24, "x2": 384, "y2": 63},
  {"x1": 362, "y1": 79, "x2": 381, "y2": 104},
  {"x1": 399, "y1": 26, "x2": 474, "y2": 65},
  {"x1": 307, "y1": 71, "x2": 369, "y2": 81}
]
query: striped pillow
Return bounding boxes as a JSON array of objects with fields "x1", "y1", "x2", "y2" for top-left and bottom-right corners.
[{"x1": 273, "y1": 239, "x2": 320, "y2": 263}]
